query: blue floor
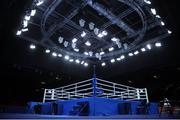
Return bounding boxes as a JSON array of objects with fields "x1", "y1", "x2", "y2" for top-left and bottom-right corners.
[{"x1": 0, "y1": 113, "x2": 180, "y2": 119}]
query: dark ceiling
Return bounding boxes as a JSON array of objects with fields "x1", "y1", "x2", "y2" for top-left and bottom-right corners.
[{"x1": 0, "y1": 0, "x2": 180, "y2": 105}]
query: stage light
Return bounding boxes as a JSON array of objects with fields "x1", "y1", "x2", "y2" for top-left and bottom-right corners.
[
  {"x1": 128, "y1": 53, "x2": 133, "y2": 56},
  {"x1": 155, "y1": 42, "x2": 162, "y2": 47},
  {"x1": 89, "y1": 22, "x2": 95, "y2": 30},
  {"x1": 123, "y1": 43, "x2": 128, "y2": 50},
  {"x1": 102, "y1": 30, "x2": 108, "y2": 36},
  {"x1": 168, "y1": 30, "x2": 172, "y2": 34},
  {"x1": 21, "y1": 28, "x2": 28, "y2": 32},
  {"x1": 144, "y1": 0, "x2": 151, "y2": 4},
  {"x1": 74, "y1": 48, "x2": 79, "y2": 52},
  {"x1": 30, "y1": 9, "x2": 36, "y2": 16},
  {"x1": 64, "y1": 55, "x2": 69, "y2": 60},
  {"x1": 134, "y1": 51, "x2": 139, "y2": 55},
  {"x1": 23, "y1": 20, "x2": 28, "y2": 28},
  {"x1": 16, "y1": 30, "x2": 22, "y2": 35},
  {"x1": 75, "y1": 59, "x2": 80, "y2": 64},
  {"x1": 100, "y1": 51, "x2": 105, "y2": 55},
  {"x1": 81, "y1": 31, "x2": 86, "y2": 37},
  {"x1": 58, "y1": 36, "x2": 64, "y2": 43},
  {"x1": 94, "y1": 28, "x2": 99, "y2": 35},
  {"x1": 120, "y1": 55, "x2": 125, "y2": 59},
  {"x1": 141, "y1": 48, "x2": 146, "y2": 52},
  {"x1": 102, "y1": 62, "x2": 106, "y2": 66},
  {"x1": 97, "y1": 33, "x2": 103, "y2": 38},
  {"x1": 30, "y1": 44, "x2": 36, "y2": 49},
  {"x1": 84, "y1": 63, "x2": 88, "y2": 67},
  {"x1": 89, "y1": 51, "x2": 93, "y2": 56},
  {"x1": 109, "y1": 47, "x2": 114, "y2": 52},
  {"x1": 151, "y1": 8, "x2": 156, "y2": 15},
  {"x1": 110, "y1": 59, "x2": 115, "y2": 63},
  {"x1": 81, "y1": 61, "x2": 85, "y2": 64},
  {"x1": 85, "y1": 41, "x2": 91, "y2": 46},
  {"x1": 161, "y1": 21, "x2": 165, "y2": 26},
  {"x1": 84, "y1": 52, "x2": 89, "y2": 55},
  {"x1": 63, "y1": 41, "x2": 69, "y2": 47},
  {"x1": 52, "y1": 52, "x2": 57, "y2": 57},
  {"x1": 111, "y1": 37, "x2": 118, "y2": 42},
  {"x1": 116, "y1": 58, "x2": 121, "y2": 61},
  {"x1": 24, "y1": 15, "x2": 31, "y2": 21},
  {"x1": 146, "y1": 44, "x2": 152, "y2": 50},
  {"x1": 79, "y1": 19, "x2": 85, "y2": 27},
  {"x1": 36, "y1": 0, "x2": 44, "y2": 6},
  {"x1": 72, "y1": 38, "x2": 77, "y2": 43},
  {"x1": 69, "y1": 59, "x2": 74, "y2": 62},
  {"x1": 156, "y1": 15, "x2": 161, "y2": 18},
  {"x1": 45, "y1": 49, "x2": 50, "y2": 53},
  {"x1": 58, "y1": 54, "x2": 62, "y2": 57}
]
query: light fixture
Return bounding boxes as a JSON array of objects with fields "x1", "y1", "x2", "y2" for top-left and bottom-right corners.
[
  {"x1": 84, "y1": 52, "x2": 89, "y2": 56},
  {"x1": 111, "y1": 37, "x2": 118, "y2": 42},
  {"x1": 69, "y1": 59, "x2": 74, "y2": 62},
  {"x1": 84, "y1": 63, "x2": 88, "y2": 67},
  {"x1": 58, "y1": 54, "x2": 62, "y2": 57},
  {"x1": 58, "y1": 36, "x2": 64, "y2": 44},
  {"x1": 21, "y1": 28, "x2": 28, "y2": 32},
  {"x1": 16, "y1": 30, "x2": 22, "y2": 35},
  {"x1": 30, "y1": 44, "x2": 36, "y2": 49},
  {"x1": 123, "y1": 43, "x2": 128, "y2": 50},
  {"x1": 100, "y1": 51, "x2": 105, "y2": 55},
  {"x1": 128, "y1": 53, "x2": 133, "y2": 56},
  {"x1": 23, "y1": 20, "x2": 28, "y2": 28},
  {"x1": 63, "y1": 41, "x2": 69, "y2": 47},
  {"x1": 97, "y1": 33, "x2": 103, "y2": 38},
  {"x1": 30, "y1": 9, "x2": 36, "y2": 16},
  {"x1": 89, "y1": 22, "x2": 95, "y2": 30},
  {"x1": 144, "y1": 0, "x2": 151, "y2": 4},
  {"x1": 52, "y1": 52, "x2": 57, "y2": 57},
  {"x1": 134, "y1": 51, "x2": 139, "y2": 55},
  {"x1": 168, "y1": 30, "x2": 172, "y2": 34},
  {"x1": 24, "y1": 15, "x2": 31, "y2": 21},
  {"x1": 45, "y1": 49, "x2": 50, "y2": 53},
  {"x1": 81, "y1": 61, "x2": 85, "y2": 64},
  {"x1": 75, "y1": 59, "x2": 80, "y2": 64},
  {"x1": 109, "y1": 47, "x2": 114, "y2": 52},
  {"x1": 89, "y1": 51, "x2": 93, "y2": 56},
  {"x1": 74, "y1": 48, "x2": 79, "y2": 52},
  {"x1": 151, "y1": 8, "x2": 156, "y2": 15},
  {"x1": 155, "y1": 42, "x2": 162, "y2": 47},
  {"x1": 94, "y1": 28, "x2": 99, "y2": 35},
  {"x1": 147, "y1": 44, "x2": 152, "y2": 50},
  {"x1": 102, "y1": 30, "x2": 108, "y2": 36},
  {"x1": 79, "y1": 19, "x2": 85, "y2": 27},
  {"x1": 72, "y1": 38, "x2": 77, "y2": 43},
  {"x1": 101, "y1": 62, "x2": 106, "y2": 66},
  {"x1": 161, "y1": 21, "x2": 165, "y2": 26},
  {"x1": 64, "y1": 55, "x2": 69, "y2": 60},
  {"x1": 81, "y1": 31, "x2": 86, "y2": 37},
  {"x1": 36, "y1": 0, "x2": 44, "y2": 6},
  {"x1": 85, "y1": 41, "x2": 91, "y2": 46},
  {"x1": 116, "y1": 58, "x2": 121, "y2": 61},
  {"x1": 156, "y1": 15, "x2": 161, "y2": 18},
  {"x1": 110, "y1": 59, "x2": 115, "y2": 63},
  {"x1": 120, "y1": 55, "x2": 125, "y2": 59},
  {"x1": 141, "y1": 48, "x2": 146, "y2": 52}
]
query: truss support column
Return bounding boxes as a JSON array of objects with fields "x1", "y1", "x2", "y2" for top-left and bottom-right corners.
[
  {"x1": 136, "y1": 88, "x2": 140, "y2": 100},
  {"x1": 145, "y1": 88, "x2": 149, "y2": 103},
  {"x1": 113, "y1": 83, "x2": 116, "y2": 95},
  {"x1": 51, "y1": 89, "x2": 55, "y2": 100},
  {"x1": 43, "y1": 89, "x2": 47, "y2": 103}
]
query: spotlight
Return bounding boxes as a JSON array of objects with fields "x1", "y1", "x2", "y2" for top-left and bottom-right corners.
[
  {"x1": 69, "y1": 59, "x2": 74, "y2": 62},
  {"x1": 58, "y1": 54, "x2": 62, "y2": 57},
  {"x1": 101, "y1": 62, "x2": 106, "y2": 66},
  {"x1": 89, "y1": 51, "x2": 93, "y2": 56},
  {"x1": 97, "y1": 33, "x2": 103, "y2": 38},
  {"x1": 36, "y1": 0, "x2": 44, "y2": 6},
  {"x1": 72, "y1": 43, "x2": 76, "y2": 49},
  {"x1": 102, "y1": 30, "x2": 108, "y2": 36},
  {"x1": 52, "y1": 52, "x2": 57, "y2": 57},
  {"x1": 144, "y1": 0, "x2": 151, "y2": 4},
  {"x1": 45, "y1": 49, "x2": 50, "y2": 53},
  {"x1": 84, "y1": 52, "x2": 89, "y2": 56},
  {"x1": 30, "y1": 44, "x2": 36, "y2": 49},
  {"x1": 64, "y1": 55, "x2": 69, "y2": 60},
  {"x1": 85, "y1": 41, "x2": 91, "y2": 46},
  {"x1": 116, "y1": 58, "x2": 121, "y2": 61},
  {"x1": 161, "y1": 21, "x2": 165, "y2": 26},
  {"x1": 141, "y1": 48, "x2": 146, "y2": 52},
  {"x1": 100, "y1": 51, "x2": 105, "y2": 55},
  {"x1": 111, "y1": 37, "x2": 118, "y2": 42},
  {"x1": 134, "y1": 51, "x2": 139, "y2": 55},
  {"x1": 146, "y1": 44, "x2": 152, "y2": 50},
  {"x1": 81, "y1": 31, "x2": 86, "y2": 37},
  {"x1": 24, "y1": 15, "x2": 31, "y2": 21},
  {"x1": 74, "y1": 48, "x2": 79, "y2": 52},
  {"x1": 168, "y1": 30, "x2": 172, "y2": 34},
  {"x1": 151, "y1": 8, "x2": 156, "y2": 15},
  {"x1": 156, "y1": 15, "x2": 161, "y2": 18},
  {"x1": 155, "y1": 42, "x2": 162, "y2": 47},
  {"x1": 84, "y1": 63, "x2": 88, "y2": 67},
  {"x1": 81, "y1": 61, "x2": 85, "y2": 64},
  {"x1": 58, "y1": 36, "x2": 64, "y2": 44},
  {"x1": 110, "y1": 59, "x2": 115, "y2": 63},
  {"x1": 128, "y1": 53, "x2": 133, "y2": 56},
  {"x1": 30, "y1": 9, "x2": 36, "y2": 16},
  {"x1": 75, "y1": 59, "x2": 80, "y2": 64},
  {"x1": 94, "y1": 28, "x2": 99, "y2": 35},
  {"x1": 89, "y1": 22, "x2": 95, "y2": 30},
  {"x1": 120, "y1": 55, "x2": 125, "y2": 59},
  {"x1": 109, "y1": 47, "x2": 114, "y2": 52},
  {"x1": 63, "y1": 41, "x2": 69, "y2": 47},
  {"x1": 123, "y1": 43, "x2": 128, "y2": 50},
  {"x1": 23, "y1": 20, "x2": 28, "y2": 28},
  {"x1": 16, "y1": 30, "x2": 22, "y2": 35},
  {"x1": 21, "y1": 28, "x2": 28, "y2": 32},
  {"x1": 79, "y1": 19, "x2": 85, "y2": 27},
  {"x1": 72, "y1": 38, "x2": 77, "y2": 43}
]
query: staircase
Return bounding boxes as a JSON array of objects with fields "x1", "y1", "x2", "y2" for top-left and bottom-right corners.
[{"x1": 69, "y1": 101, "x2": 89, "y2": 116}]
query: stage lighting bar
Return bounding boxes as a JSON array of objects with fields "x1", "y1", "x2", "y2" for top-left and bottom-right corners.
[{"x1": 30, "y1": 44, "x2": 36, "y2": 49}]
